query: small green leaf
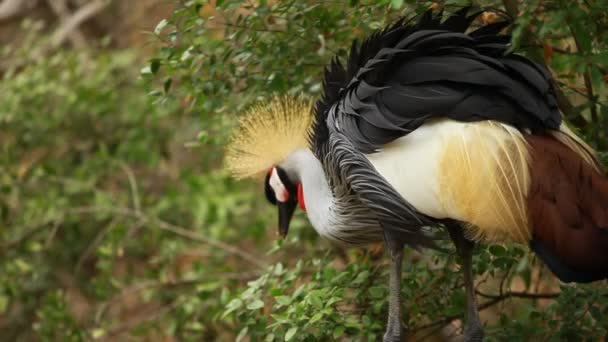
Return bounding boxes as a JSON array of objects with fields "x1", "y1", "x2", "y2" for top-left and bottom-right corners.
[
  {"x1": 247, "y1": 299, "x2": 265, "y2": 310},
  {"x1": 91, "y1": 328, "x2": 106, "y2": 339},
  {"x1": 310, "y1": 312, "x2": 323, "y2": 323},
  {"x1": 154, "y1": 19, "x2": 168, "y2": 35},
  {"x1": 275, "y1": 296, "x2": 291, "y2": 306},
  {"x1": 390, "y1": 0, "x2": 404, "y2": 9},
  {"x1": 590, "y1": 305, "x2": 602, "y2": 321},
  {"x1": 150, "y1": 59, "x2": 161, "y2": 74},
  {"x1": 369, "y1": 286, "x2": 385, "y2": 299},
  {"x1": 333, "y1": 326, "x2": 345, "y2": 339},
  {"x1": 222, "y1": 298, "x2": 243, "y2": 318},
  {"x1": 163, "y1": 78, "x2": 172, "y2": 93},
  {"x1": 488, "y1": 245, "x2": 506, "y2": 257},
  {"x1": 236, "y1": 327, "x2": 248, "y2": 342},
  {"x1": 353, "y1": 270, "x2": 370, "y2": 284},
  {"x1": 285, "y1": 327, "x2": 298, "y2": 341},
  {"x1": 0, "y1": 296, "x2": 7, "y2": 313}
]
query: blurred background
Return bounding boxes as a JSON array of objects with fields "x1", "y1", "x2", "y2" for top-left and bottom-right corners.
[{"x1": 0, "y1": 0, "x2": 606, "y2": 341}]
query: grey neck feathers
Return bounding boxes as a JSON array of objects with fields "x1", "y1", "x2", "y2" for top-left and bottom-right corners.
[{"x1": 282, "y1": 149, "x2": 384, "y2": 245}]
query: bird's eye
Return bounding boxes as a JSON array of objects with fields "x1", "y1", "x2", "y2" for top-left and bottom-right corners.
[{"x1": 264, "y1": 171, "x2": 277, "y2": 205}]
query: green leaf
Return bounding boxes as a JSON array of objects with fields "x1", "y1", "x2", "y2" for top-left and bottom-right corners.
[
  {"x1": 353, "y1": 270, "x2": 370, "y2": 285},
  {"x1": 333, "y1": 326, "x2": 345, "y2": 339},
  {"x1": 369, "y1": 286, "x2": 385, "y2": 299},
  {"x1": 222, "y1": 298, "x2": 243, "y2": 317},
  {"x1": 91, "y1": 328, "x2": 106, "y2": 339},
  {"x1": 390, "y1": 0, "x2": 404, "y2": 9},
  {"x1": 163, "y1": 77, "x2": 172, "y2": 93},
  {"x1": 236, "y1": 327, "x2": 248, "y2": 342},
  {"x1": 0, "y1": 296, "x2": 7, "y2": 313},
  {"x1": 247, "y1": 299, "x2": 265, "y2": 310},
  {"x1": 150, "y1": 59, "x2": 161, "y2": 74},
  {"x1": 154, "y1": 19, "x2": 168, "y2": 35},
  {"x1": 590, "y1": 305, "x2": 602, "y2": 321},
  {"x1": 275, "y1": 296, "x2": 291, "y2": 306},
  {"x1": 488, "y1": 245, "x2": 507, "y2": 257},
  {"x1": 285, "y1": 327, "x2": 298, "y2": 341},
  {"x1": 310, "y1": 312, "x2": 323, "y2": 323}
]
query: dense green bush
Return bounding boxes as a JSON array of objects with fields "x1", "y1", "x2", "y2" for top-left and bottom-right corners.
[
  {"x1": 147, "y1": 0, "x2": 608, "y2": 340},
  {"x1": 1, "y1": 0, "x2": 606, "y2": 341}
]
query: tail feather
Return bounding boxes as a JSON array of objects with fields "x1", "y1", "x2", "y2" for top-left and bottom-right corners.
[
  {"x1": 527, "y1": 134, "x2": 608, "y2": 283},
  {"x1": 551, "y1": 123, "x2": 602, "y2": 171}
]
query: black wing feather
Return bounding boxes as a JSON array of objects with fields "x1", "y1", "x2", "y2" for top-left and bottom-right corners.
[{"x1": 311, "y1": 7, "x2": 561, "y2": 154}]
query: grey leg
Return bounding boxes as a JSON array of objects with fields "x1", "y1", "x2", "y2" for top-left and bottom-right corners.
[
  {"x1": 383, "y1": 237, "x2": 404, "y2": 342},
  {"x1": 446, "y1": 223, "x2": 484, "y2": 342},
  {"x1": 460, "y1": 237, "x2": 483, "y2": 341}
]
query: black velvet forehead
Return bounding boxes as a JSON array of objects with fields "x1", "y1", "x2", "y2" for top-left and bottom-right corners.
[
  {"x1": 276, "y1": 167, "x2": 297, "y2": 197},
  {"x1": 264, "y1": 171, "x2": 277, "y2": 205}
]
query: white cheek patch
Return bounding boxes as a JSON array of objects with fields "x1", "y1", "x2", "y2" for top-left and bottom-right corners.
[{"x1": 269, "y1": 168, "x2": 289, "y2": 202}]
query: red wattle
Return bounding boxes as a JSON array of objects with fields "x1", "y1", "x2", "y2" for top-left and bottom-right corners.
[{"x1": 297, "y1": 183, "x2": 306, "y2": 212}]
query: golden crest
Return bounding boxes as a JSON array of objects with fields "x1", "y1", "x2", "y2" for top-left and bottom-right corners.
[{"x1": 225, "y1": 95, "x2": 314, "y2": 179}]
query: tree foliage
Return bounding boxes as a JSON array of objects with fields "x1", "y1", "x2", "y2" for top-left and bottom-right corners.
[{"x1": 1, "y1": 0, "x2": 607, "y2": 341}]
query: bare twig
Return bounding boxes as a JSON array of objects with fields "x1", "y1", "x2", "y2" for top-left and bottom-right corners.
[
  {"x1": 0, "y1": 0, "x2": 38, "y2": 21},
  {"x1": 2, "y1": 206, "x2": 267, "y2": 269},
  {"x1": 46, "y1": 0, "x2": 87, "y2": 48},
  {"x1": 49, "y1": 0, "x2": 110, "y2": 48},
  {"x1": 95, "y1": 271, "x2": 261, "y2": 323},
  {"x1": 119, "y1": 161, "x2": 141, "y2": 214},
  {"x1": 502, "y1": 0, "x2": 519, "y2": 18},
  {"x1": 520, "y1": 44, "x2": 575, "y2": 55},
  {"x1": 476, "y1": 290, "x2": 561, "y2": 300},
  {"x1": 103, "y1": 299, "x2": 181, "y2": 339},
  {"x1": 2, "y1": 223, "x2": 50, "y2": 250},
  {"x1": 569, "y1": 24, "x2": 600, "y2": 145},
  {"x1": 413, "y1": 290, "x2": 561, "y2": 333},
  {"x1": 74, "y1": 216, "x2": 124, "y2": 273}
]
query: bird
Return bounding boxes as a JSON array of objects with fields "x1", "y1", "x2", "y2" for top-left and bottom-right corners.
[{"x1": 225, "y1": 7, "x2": 608, "y2": 342}]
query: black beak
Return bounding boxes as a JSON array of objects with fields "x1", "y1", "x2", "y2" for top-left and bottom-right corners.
[{"x1": 278, "y1": 200, "x2": 297, "y2": 238}]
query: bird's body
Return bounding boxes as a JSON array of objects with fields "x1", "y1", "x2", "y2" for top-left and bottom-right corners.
[{"x1": 226, "y1": 8, "x2": 608, "y2": 341}]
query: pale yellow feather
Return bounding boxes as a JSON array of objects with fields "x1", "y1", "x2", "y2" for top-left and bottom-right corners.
[
  {"x1": 552, "y1": 123, "x2": 601, "y2": 171},
  {"x1": 225, "y1": 96, "x2": 314, "y2": 179},
  {"x1": 439, "y1": 122, "x2": 531, "y2": 244}
]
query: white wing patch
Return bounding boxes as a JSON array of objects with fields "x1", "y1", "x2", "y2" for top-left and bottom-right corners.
[{"x1": 366, "y1": 119, "x2": 532, "y2": 244}]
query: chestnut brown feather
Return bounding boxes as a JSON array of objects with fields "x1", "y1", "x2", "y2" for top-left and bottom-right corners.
[{"x1": 527, "y1": 134, "x2": 608, "y2": 282}]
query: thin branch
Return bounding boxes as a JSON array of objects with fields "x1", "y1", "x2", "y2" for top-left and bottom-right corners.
[
  {"x1": 0, "y1": 0, "x2": 37, "y2": 21},
  {"x1": 520, "y1": 44, "x2": 576, "y2": 55},
  {"x1": 2, "y1": 206, "x2": 267, "y2": 269},
  {"x1": 534, "y1": 262, "x2": 545, "y2": 294},
  {"x1": 502, "y1": 0, "x2": 519, "y2": 18},
  {"x1": 119, "y1": 161, "x2": 141, "y2": 214},
  {"x1": 569, "y1": 23, "x2": 600, "y2": 145},
  {"x1": 103, "y1": 299, "x2": 181, "y2": 339},
  {"x1": 1, "y1": 223, "x2": 50, "y2": 250},
  {"x1": 413, "y1": 290, "x2": 560, "y2": 333},
  {"x1": 221, "y1": 21, "x2": 339, "y2": 55},
  {"x1": 476, "y1": 290, "x2": 561, "y2": 300},
  {"x1": 570, "y1": 35, "x2": 600, "y2": 144},
  {"x1": 50, "y1": 0, "x2": 110, "y2": 48},
  {"x1": 46, "y1": 0, "x2": 87, "y2": 48},
  {"x1": 95, "y1": 271, "x2": 261, "y2": 324}
]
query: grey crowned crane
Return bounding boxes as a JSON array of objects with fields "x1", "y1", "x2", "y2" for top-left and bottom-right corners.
[{"x1": 226, "y1": 8, "x2": 608, "y2": 342}]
